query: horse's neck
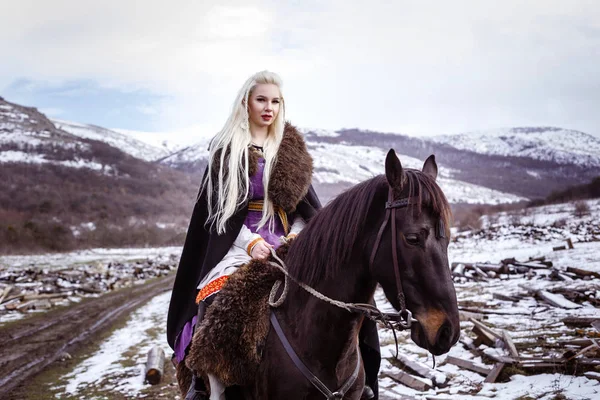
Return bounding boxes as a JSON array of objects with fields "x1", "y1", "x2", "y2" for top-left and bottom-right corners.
[{"x1": 282, "y1": 260, "x2": 376, "y2": 370}]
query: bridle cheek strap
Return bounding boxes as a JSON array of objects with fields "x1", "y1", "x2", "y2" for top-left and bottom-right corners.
[{"x1": 369, "y1": 189, "x2": 413, "y2": 328}]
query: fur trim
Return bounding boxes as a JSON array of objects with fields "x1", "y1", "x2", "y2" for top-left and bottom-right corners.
[
  {"x1": 176, "y1": 361, "x2": 193, "y2": 397},
  {"x1": 269, "y1": 122, "x2": 313, "y2": 212},
  {"x1": 186, "y1": 259, "x2": 281, "y2": 386},
  {"x1": 209, "y1": 122, "x2": 313, "y2": 212},
  {"x1": 185, "y1": 241, "x2": 293, "y2": 386}
]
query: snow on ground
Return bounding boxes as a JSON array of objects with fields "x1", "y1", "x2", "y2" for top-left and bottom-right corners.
[
  {"x1": 3, "y1": 198, "x2": 599, "y2": 399},
  {"x1": 0, "y1": 246, "x2": 182, "y2": 270},
  {"x1": 57, "y1": 291, "x2": 172, "y2": 398},
  {"x1": 372, "y1": 198, "x2": 600, "y2": 399}
]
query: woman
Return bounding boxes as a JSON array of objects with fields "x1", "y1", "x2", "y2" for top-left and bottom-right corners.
[
  {"x1": 167, "y1": 71, "x2": 321, "y2": 399},
  {"x1": 167, "y1": 71, "x2": 380, "y2": 400}
]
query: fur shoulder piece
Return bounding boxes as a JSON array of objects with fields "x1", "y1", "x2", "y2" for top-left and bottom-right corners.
[{"x1": 269, "y1": 122, "x2": 313, "y2": 212}]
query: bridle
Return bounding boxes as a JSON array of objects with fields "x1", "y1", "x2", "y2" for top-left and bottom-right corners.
[
  {"x1": 369, "y1": 189, "x2": 416, "y2": 328},
  {"x1": 267, "y1": 186, "x2": 442, "y2": 399}
]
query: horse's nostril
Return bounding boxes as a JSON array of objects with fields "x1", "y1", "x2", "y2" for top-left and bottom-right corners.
[{"x1": 436, "y1": 322, "x2": 453, "y2": 348}]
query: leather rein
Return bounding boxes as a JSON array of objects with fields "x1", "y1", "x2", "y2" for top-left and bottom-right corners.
[{"x1": 268, "y1": 187, "x2": 431, "y2": 399}]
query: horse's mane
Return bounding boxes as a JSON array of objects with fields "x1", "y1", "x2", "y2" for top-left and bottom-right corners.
[{"x1": 286, "y1": 170, "x2": 452, "y2": 287}]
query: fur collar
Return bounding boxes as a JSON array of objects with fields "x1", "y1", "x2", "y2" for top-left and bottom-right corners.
[{"x1": 212, "y1": 122, "x2": 313, "y2": 213}]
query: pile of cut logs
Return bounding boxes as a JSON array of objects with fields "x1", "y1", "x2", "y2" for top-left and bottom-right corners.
[
  {"x1": 451, "y1": 255, "x2": 599, "y2": 284},
  {"x1": 383, "y1": 314, "x2": 600, "y2": 396},
  {"x1": 0, "y1": 257, "x2": 178, "y2": 316},
  {"x1": 381, "y1": 253, "x2": 600, "y2": 396}
]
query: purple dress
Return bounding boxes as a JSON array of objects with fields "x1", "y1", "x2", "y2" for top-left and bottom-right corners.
[
  {"x1": 174, "y1": 155, "x2": 287, "y2": 363},
  {"x1": 246, "y1": 157, "x2": 287, "y2": 248}
]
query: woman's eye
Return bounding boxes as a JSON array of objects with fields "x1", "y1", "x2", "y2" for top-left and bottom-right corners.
[
  {"x1": 405, "y1": 234, "x2": 420, "y2": 245},
  {"x1": 273, "y1": 100, "x2": 280, "y2": 104}
]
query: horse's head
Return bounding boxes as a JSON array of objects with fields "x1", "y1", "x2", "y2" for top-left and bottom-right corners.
[{"x1": 369, "y1": 149, "x2": 460, "y2": 355}]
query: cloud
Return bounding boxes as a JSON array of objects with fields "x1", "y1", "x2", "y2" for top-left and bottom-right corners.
[{"x1": 1, "y1": 0, "x2": 599, "y2": 137}]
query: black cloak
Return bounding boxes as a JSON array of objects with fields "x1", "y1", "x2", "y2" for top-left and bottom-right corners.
[
  {"x1": 167, "y1": 123, "x2": 320, "y2": 349},
  {"x1": 166, "y1": 122, "x2": 380, "y2": 396}
]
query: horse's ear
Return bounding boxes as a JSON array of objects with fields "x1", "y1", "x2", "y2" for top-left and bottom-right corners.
[
  {"x1": 422, "y1": 154, "x2": 438, "y2": 181},
  {"x1": 385, "y1": 149, "x2": 404, "y2": 188}
]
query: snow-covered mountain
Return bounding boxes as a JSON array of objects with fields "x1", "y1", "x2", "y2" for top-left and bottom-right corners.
[
  {"x1": 52, "y1": 119, "x2": 170, "y2": 162},
  {"x1": 4, "y1": 95, "x2": 599, "y2": 206},
  {"x1": 430, "y1": 127, "x2": 600, "y2": 167},
  {"x1": 0, "y1": 97, "x2": 112, "y2": 172},
  {"x1": 307, "y1": 142, "x2": 524, "y2": 204}
]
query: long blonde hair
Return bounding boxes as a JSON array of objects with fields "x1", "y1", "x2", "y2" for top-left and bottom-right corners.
[{"x1": 203, "y1": 71, "x2": 285, "y2": 234}]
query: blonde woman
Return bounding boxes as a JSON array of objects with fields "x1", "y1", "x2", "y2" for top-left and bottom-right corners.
[{"x1": 167, "y1": 71, "x2": 321, "y2": 399}]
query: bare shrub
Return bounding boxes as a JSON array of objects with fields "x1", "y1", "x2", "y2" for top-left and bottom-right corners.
[
  {"x1": 552, "y1": 218, "x2": 568, "y2": 228},
  {"x1": 573, "y1": 201, "x2": 590, "y2": 218},
  {"x1": 509, "y1": 213, "x2": 522, "y2": 226},
  {"x1": 455, "y1": 210, "x2": 483, "y2": 231}
]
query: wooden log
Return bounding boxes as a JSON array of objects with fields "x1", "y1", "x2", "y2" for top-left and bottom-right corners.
[
  {"x1": 492, "y1": 293, "x2": 521, "y2": 302},
  {"x1": 528, "y1": 256, "x2": 553, "y2": 267},
  {"x1": 0, "y1": 293, "x2": 24, "y2": 305},
  {"x1": 566, "y1": 267, "x2": 600, "y2": 280},
  {"x1": 501, "y1": 330, "x2": 519, "y2": 359},
  {"x1": 145, "y1": 346, "x2": 165, "y2": 385},
  {"x1": 553, "y1": 245, "x2": 566, "y2": 251},
  {"x1": 0, "y1": 285, "x2": 13, "y2": 304},
  {"x1": 536, "y1": 290, "x2": 581, "y2": 309},
  {"x1": 3, "y1": 299, "x2": 20, "y2": 310},
  {"x1": 460, "y1": 307, "x2": 530, "y2": 316},
  {"x1": 385, "y1": 370, "x2": 431, "y2": 391},
  {"x1": 395, "y1": 353, "x2": 447, "y2": 386},
  {"x1": 452, "y1": 263, "x2": 465, "y2": 276},
  {"x1": 482, "y1": 348, "x2": 516, "y2": 364},
  {"x1": 22, "y1": 293, "x2": 70, "y2": 301},
  {"x1": 584, "y1": 371, "x2": 600, "y2": 381},
  {"x1": 510, "y1": 262, "x2": 551, "y2": 270},
  {"x1": 559, "y1": 339, "x2": 597, "y2": 347},
  {"x1": 451, "y1": 262, "x2": 507, "y2": 274},
  {"x1": 459, "y1": 310, "x2": 485, "y2": 321},
  {"x1": 78, "y1": 285, "x2": 102, "y2": 294},
  {"x1": 592, "y1": 320, "x2": 600, "y2": 333},
  {"x1": 472, "y1": 266, "x2": 490, "y2": 280},
  {"x1": 484, "y1": 363, "x2": 505, "y2": 383},
  {"x1": 445, "y1": 356, "x2": 491, "y2": 376},
  {"x1": 567, "y1": 238, "x2": 574, "y2": 249},
  {"x1": 469, "y1": 318, "x2": 502, "y2": 339},
  {"x1": 550, "y1": 269, "x2": 573, "y2": 282},
  {"x1": 566, "y1": 341, "x2": 600, "y2": 360},
  {"x1": 16, "y1": 300, "x2": 37, "y2": 312},
  {"x1": 562, "y1": 317, "x2": 600, "y2": 328},
  {"x1": 472, "y1": 325, "x2": 496, "y2": 347}
]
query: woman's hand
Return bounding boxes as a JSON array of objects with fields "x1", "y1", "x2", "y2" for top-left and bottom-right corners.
[{"x1": 251, "y1": 240, "x2": 273, "y2": 260}]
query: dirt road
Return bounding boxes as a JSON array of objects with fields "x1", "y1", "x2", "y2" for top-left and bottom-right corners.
[{"x1": 0, "y1": 274, "x2": 175, "y2": 398}]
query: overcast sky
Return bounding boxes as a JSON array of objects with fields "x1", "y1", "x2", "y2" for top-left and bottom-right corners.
[{"x1": 1, "y1": 0, "x2": 599, "y2": 141}]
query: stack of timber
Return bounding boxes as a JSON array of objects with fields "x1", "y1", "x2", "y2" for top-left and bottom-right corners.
[{"x1": 0, "y1": 257, "x2": 177, "y2": 318}]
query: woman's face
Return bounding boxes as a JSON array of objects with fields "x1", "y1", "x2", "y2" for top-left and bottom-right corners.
[{"x1": 247, "y1": 83, "x2": 281, "y2": 129}]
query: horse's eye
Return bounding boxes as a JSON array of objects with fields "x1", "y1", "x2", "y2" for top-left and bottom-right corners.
[{"x1": 405, "y1": 234, "x2": 419, "y2": 245}]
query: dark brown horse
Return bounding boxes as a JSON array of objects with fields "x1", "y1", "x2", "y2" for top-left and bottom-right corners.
[{"x1": 237, "y1": 149, "x2": 460, "y2": 399}]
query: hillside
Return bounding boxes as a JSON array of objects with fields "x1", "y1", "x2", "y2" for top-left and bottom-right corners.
[
  {"x1": 156, "y1": 125, "x2": 600, "y2": 203},
  {"x1": 52, "y1": 119, "x2": 170, "y2": 162},
  {"x1": 0, "y1": 97, "x2": 197, "y2": 254}
]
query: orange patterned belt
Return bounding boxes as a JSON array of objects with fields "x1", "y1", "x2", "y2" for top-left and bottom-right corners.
[{"x1": 196, "y1": 275, "x2": 229, "y2": 304}]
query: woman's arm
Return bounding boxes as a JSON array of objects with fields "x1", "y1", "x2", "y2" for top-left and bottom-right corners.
[{"x1": 232, "y1": 224, "x2": 264, "y2": 256}]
